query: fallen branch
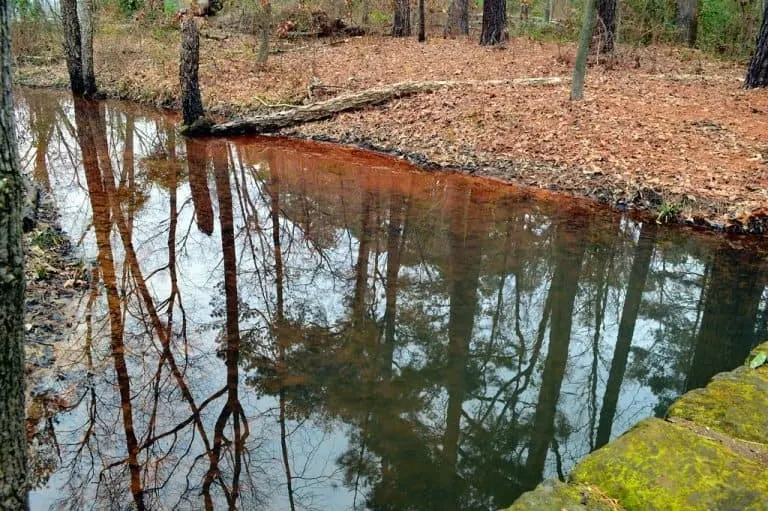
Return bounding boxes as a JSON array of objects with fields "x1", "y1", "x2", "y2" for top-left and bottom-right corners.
[{"x1": 206, "y1": 77, "x2": 565, "y2": 136}]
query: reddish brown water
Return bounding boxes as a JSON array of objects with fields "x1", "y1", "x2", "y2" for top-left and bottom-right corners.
[{"x1": 15, "y1": 89, "x2": 768, "y2": 510}]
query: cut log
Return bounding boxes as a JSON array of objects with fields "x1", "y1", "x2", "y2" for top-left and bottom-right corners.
[{"x1": 206, "y1": 77, "x2": 565, "y2": 136}]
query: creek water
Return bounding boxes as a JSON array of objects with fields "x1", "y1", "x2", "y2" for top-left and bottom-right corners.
[{"x1": 16, "y1": 89, "x2": 768, "y2": 510}]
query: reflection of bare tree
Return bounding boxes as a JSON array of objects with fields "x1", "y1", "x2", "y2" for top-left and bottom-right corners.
[
  {"x1": 685, "y1": 245, "x2": 767, "y2": 390},
  {"x1": 523, "y1": 216, "x2": 588, "y2": 490},
  {"x1": 26, "y1": 91, "x2": 56, "y2": 191},
  {"x1": 29, "y1": 97, "x2": 768, "y2": 511},
  {"x1": 200, "y1": 142, "x2": 250, "y2": 510},
  {"x1": 595, "y1": 224, "x2": 656, "y2": 448},
  {"x1": 440, "y1": 183, "x2": 487, "y2": 510},
  {"x1": 265, "y1": 168, "x2": 297, "y2": 511},
  {"x1": 187, "y1": 139, "x2": 214, "y2": 235},
  {"x1": 74, "y1": 96, "x2": 146, "y2": 510}
]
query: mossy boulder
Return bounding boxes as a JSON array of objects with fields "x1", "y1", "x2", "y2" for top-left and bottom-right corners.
[
  {"x1": 571, "y1": 418, "x2": 768, "y2": 510},
  {"x1": 500, "y1": 480, "x2": 619, "y2": 511},
  {"x1": 668, "y1": 365, "x2": 768, "y2": 444}
]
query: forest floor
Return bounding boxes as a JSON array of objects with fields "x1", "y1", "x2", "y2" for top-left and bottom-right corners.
[{"x1": 14, "y1": 23, "x2": 768, "y2": 233}]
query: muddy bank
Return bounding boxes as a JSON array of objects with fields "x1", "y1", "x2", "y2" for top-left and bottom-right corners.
[
  {"x1": 23, "y1": 184, "x2": 87, "y2": 456},
  {"x1": 287, "y1": 129, "x2": 768, "y2": 235}
]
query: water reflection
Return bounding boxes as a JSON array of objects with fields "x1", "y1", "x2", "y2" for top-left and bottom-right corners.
[{"x1": 15, "y1": 89, "x2": 768, "y2": 510}]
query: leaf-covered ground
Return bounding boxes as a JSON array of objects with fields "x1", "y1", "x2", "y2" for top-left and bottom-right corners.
[{"x1": 15, "y1": 27, "x2": 768, "y2": 231}]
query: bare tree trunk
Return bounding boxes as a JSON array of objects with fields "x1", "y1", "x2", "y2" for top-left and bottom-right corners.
[
  {"x1": 393, "y1": 0, "x2": 411, "y2": 36},
  {"x1": 746, "y1": 0, "x2": 768, "y2": 88},
  {"x1": 257, "y1": 2, "x2": 271, "y2": 66},
  {"x1": 596, "y1": 0, "x2": 616, "y2": 53},
  {"x1": 0, "y1": 0, "x2": 28, "y2": 506},
  {"x1": 676, "y1": 0, "x2": 699, "y2": 47},
  {"x1": 79, "y1": 0, "x2": 96, "y2": 95},
  {"x1": 444, "y1": 0, "x2": 469, "y2": 36},
  {"x1": 418, "y1": 0, "x2": 426, "y2": 41},
  {"x1": 480, "y1": 0, "x2": 506, "y2": 45},
  {"x1": 179, "y1": 17, "x2": 205, "y2": 127},
  {"x1": 571, "y1": 0, "x2": 597, "y2": 100},
  {"x1": 61, "y1": 0, "x2": 85, "y2": 94}
]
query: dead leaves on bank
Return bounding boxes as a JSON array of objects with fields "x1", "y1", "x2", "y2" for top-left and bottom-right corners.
[{"x1": 20, "y1": 27, "x2": 768, "y2": 229}]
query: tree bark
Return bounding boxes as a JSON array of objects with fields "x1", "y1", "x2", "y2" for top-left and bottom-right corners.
[
  {"x1": 179, "y1": 17, "x2": 205, "y2": 126},
  {"x1": 571, "y1": 0, "x2": 597, "y2": 100},
  {"x1": 61, "y1": 0, "x2": 85, "y2": 94},
  {"x1": 444, "y1": 0, "x2": 469, "y2": 36},
  {"x1": 418, "y1": 0, "x2": 426, "y2": 41},
  {"x1": 79, "y1": 0, "x2": 96, "y2": 95},
  {"x1": 480, "y1": 0, "x2": 506, "y2": 45},
  {"x1": 596, "y1": 0, "x2": 616, "y2": 53},
  {"x1": 0, "y1": 0, "x2": 28, "y2": 506},
  {"x1": 392, "y1": 0, "x2": 411, "y2": 36},
  {"x1": 746, "y1": 0, "x2": 768, "y2": 88},
  {"x1": 257, "y1": 2, "x2": 271, "y2": 65},
  {"x1": 676, "y1": 0, "x2": 699, "y2": 47}
]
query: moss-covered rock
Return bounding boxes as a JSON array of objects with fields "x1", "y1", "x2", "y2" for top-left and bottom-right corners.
[
  {"x1": 570, "y1": 418, "x2": 768, "y2": 510},
  {"x1": 500, "y1": 480, "x2": 620, "y2": 511},
  {"x1": 667, "y1": 365, "x2": 768, "y2": 445}
]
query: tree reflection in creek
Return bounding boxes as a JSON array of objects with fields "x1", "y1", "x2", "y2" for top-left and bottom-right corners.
[{"x1": 15, "y1": 90, "x2": 768, "y2": 511}]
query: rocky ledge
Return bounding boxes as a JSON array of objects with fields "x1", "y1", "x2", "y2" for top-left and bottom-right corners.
[{"x1": 504, "y1": 341, "x2": 768, "y2": 511}]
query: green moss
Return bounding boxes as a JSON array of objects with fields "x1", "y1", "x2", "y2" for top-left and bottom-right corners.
[
  {"x1": 501, "y1": 480, "x2": 619, "y2": 511},
  {"x1": 571, "y1": 418, "x2": 768, "y2": 510},
  {"x1": 668, "y1": 366, "x2": 768, "y2": 444}
]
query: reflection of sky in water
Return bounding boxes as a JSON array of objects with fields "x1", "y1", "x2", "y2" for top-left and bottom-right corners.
[{"x1": 17, "y1": 90, "x2": 766, "y2": 510}]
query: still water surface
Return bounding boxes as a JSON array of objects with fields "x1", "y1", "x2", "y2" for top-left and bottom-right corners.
[{"x1": 15, "y1": 89, "x2": 768, "y2": 510}]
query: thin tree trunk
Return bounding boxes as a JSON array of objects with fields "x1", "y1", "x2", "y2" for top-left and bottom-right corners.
[
  {"x1": 179, "y1": 17, "x2": 205, "y2": 126},
  {"x1": 596, "y1": 0, "x2": 616, "y2": 53},
  {"x1": 746, "y1": 0, "x2": 768, "y2": 88},
  {"x1": 480, "y1": 0, "x2": 506, "y2": 45},
  {"x1": 676, "y1": 0, "x2": 699, "y2": 47},
  {"x1": 594, "y1": 224, "x2": 656, "y2": 449},
  {"x1": 393, "y1": 0, "x2": 411, "y2": 36},
  {"x1": 79, "y1": 0, "x2": 96, "y2": 95},
  {"x1": 61, "y1": 0, "x2": 85, "y2": 94},
  {"x1": 0, "y1": 0, "x2": 28, "y2": 505},
  {"x1": 418, "y1": 0, "x2": 426, "y2": 41},
  {"x1": 570, "y1": 0, "x2": 597, "y2": 100},
  {"x1": 257, "y1": 2, "x2": 271, "y2": 66},
  {"x1": 444, "y1": 0, "x2": 469, "y2": 36}
]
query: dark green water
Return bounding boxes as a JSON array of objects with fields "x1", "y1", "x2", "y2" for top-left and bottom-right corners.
[{"x1": 16, "y1": 89, "x2": 768, "y2": 510}]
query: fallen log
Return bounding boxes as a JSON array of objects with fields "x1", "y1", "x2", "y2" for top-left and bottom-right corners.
[{"x1": 206, "y1": 77, "x2": 565, "y2": 136}]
